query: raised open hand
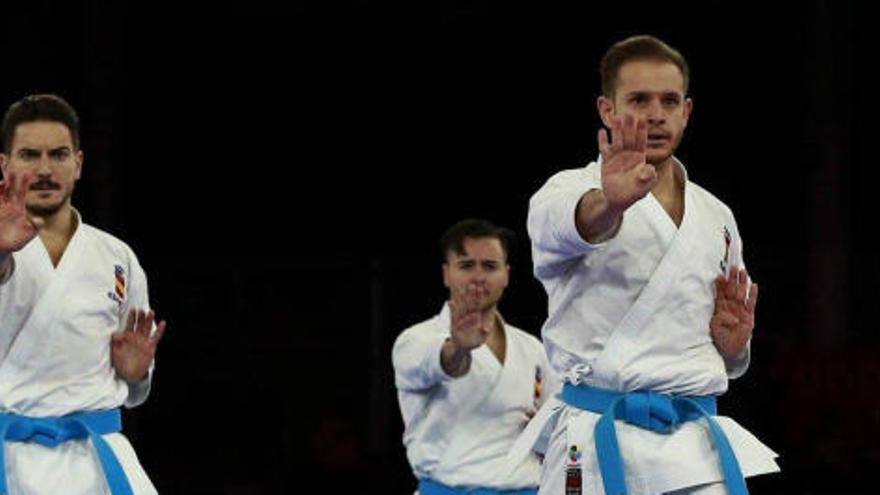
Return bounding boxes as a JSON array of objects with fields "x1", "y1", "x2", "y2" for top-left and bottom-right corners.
[
  {"x1": 598, "y1": 113, "x2": 657, "y2": 212},
  {"x1": 0, "y1": 171, "x2": 42, "y2": 254},
  {"x1": 448, "y1": 283, "x2": 492, "y2": 352},
  {"x1": 111, "y1": 308, "x2": 167, "y2": 383},
  {"x1": 710, "y1": 267, "x2": 758, "y2": 359}
]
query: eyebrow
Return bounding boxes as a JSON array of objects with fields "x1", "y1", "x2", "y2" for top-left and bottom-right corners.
[
  {"x1": 625, "y1": 90, "x2": 683, "y2": 98},
  {"x1": 17, "y1": 145, "x2": 72, "y2": 154},
  {"x1": 456, "y1": 258, "x2": 503, "y2": 264}
]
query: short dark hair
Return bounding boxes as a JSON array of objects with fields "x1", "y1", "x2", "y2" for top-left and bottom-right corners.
[
  {"x1": 2, "y1": 94, "x2": 80, "y2": 154},
  {"x1": 440, "y1": 218, "x2": 513, "y2": 263},
  {"x1": 600, "y1": 35, "x2": 690, "y2": 98}
]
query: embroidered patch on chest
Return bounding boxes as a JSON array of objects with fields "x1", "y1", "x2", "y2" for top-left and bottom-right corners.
[
  {"x1": 107, "y1": 264, "x2": 126, "y2": 305},
  {"x1": 719, "y1": 226, "x2": 732, "y2": 274},
  {"x1": 533, "y1": 366, "x2": 543, "y2": 400}
]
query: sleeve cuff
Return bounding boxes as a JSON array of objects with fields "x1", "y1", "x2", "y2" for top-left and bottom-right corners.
[
  {"x1": 124, "y1": 368, "x2": 153, "y2": 407},
  {"x1": 556, "y1": 185, "x2": 605, "y2": 253},
  {"x1": 725, "y1": 340, "x2": 751, "y2": 379}
]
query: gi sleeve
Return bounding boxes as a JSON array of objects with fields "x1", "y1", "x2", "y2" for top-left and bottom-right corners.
[
  {"x1": 527, "y1": 165, "x2": 605, "y2": 280},
  {"x1": 120, "y1": 250, "x2": 155, "y2": 407},
  {"x1": 392, "y1": 324, "x2": 456, "y2": 392},
  {"x1": 724, "y1": 215, "x2": 752, "y2": 379}
]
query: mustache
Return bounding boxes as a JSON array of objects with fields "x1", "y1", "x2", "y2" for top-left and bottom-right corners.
[{"x1": 29, "y1": 180, "x2": 61, "y2": 191}]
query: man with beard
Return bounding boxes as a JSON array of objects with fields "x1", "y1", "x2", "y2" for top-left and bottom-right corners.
[
  {"x1": 392, "y1": 219, "x2": 560, "y2": 495},
  {"x1": 0, "y1": 94, "x2": 165, "y2": 494},
  {"x1": 519, "y1": 36, "x2": 780, "y2": 494}
]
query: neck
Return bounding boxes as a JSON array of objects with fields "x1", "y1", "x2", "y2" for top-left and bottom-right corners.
[
  {"x1": 651, "y1": 156, "x2": 683, "y2": 193},
  {"x1": 36, "y1": 204, "x2": 76, "y2": 241}
]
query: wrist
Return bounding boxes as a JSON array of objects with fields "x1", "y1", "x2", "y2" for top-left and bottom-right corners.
[
  {"x1": 577, "y1": 190, "x2": 624, "y2": 243},
  {"x1": 441, "y1": 338, "x2": 472, "y2": 377}
]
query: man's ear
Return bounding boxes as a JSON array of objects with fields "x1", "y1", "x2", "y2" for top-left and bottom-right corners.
[
  {"x1": 597, "y1": 95, "x2": 616, "y2": 129},
  {"x1": 74, "y1": 150, "x2": 84, "y2": 181},
  {"x1": 682, "y1": 97, "x2": 693, "y2": 128}
]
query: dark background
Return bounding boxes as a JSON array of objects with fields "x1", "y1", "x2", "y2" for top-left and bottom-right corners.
[{"x1": 1, "y1": 1, "x2": 876, "y2": 493}]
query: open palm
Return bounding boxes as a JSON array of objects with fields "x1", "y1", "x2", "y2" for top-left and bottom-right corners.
[
  {"x1": 710, "y1": 267, "x2": 758, "y2": 359},
  {"x1": 599, "y1": 114, "x2": 657, "y2": 211},
  {"x1": 112, "y1": 308, "x2": 167, "y2": 383},
  {"x1": 0, "y1": 172, "x2": 41, "y2": 253}
]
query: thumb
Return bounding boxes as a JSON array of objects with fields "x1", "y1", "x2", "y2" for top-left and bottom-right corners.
[{"x1": 29, "y1": 215, "x2": 45, "y2": 229}]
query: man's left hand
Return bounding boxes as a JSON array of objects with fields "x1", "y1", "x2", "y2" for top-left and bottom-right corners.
[
  {"x1": 710, "y1": 267, "x2": 757, "y2": 359},
  {"x1": 112, "y1": 308, "x2": 167, "y2": 383}
]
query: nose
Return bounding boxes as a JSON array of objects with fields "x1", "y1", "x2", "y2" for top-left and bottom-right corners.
[
  {"x1": 471, "y1": 267, "x2": 488, "y2": 284},
  {"x1": 645, "y1": 98, "x2": 665, "y2": 125},
  {"x1": 35, "y1": 155, "x2": 53, "y2": 176}
]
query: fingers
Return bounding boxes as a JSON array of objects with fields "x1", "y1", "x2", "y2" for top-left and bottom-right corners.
[
  {"x1": 635, "y1": 118, "x2": 647, "y2": 152},
  {"x1": 151, "y1": 320, "x2": 167, "y2": 346},
  {"x1": 745, "y1": 283, "x2": 759, "y2": 314},
  {"x1": 15, "y1": 172, "x2": 35, "y2": 205},
  {"x1": 465, "y1": 284, "x2": 483, "y2": 312},
  {"x1": 598, "y1": 128, "x2": 610, "y2": 162},
  {"x1": 124, "y1": 308, "x2": 137, "y2": 332},
  {"x1": 622, "y1": 114, "x2": 636, "y2": 150},
  {"x1": 123, "y1": 308, "x2": 165, "y2": 339},
  {"x1": 734, "y1": 268, "x2": 748, "y2": 303},
  {"x1": 724, "y1": 268, "x2": 740, "y2": 300},
  {"x1": 636, "y1": 163, "x2": 657, "y2": 184},
  {"x1": 137, "y1": 311, "x2": 155, "y2": 338},
  {"x1": 608, "y1": 115, "x2": 623, "y2": 154},
  {"x1": 28, "y1": 215, "x2": 44, "y2": 228}
]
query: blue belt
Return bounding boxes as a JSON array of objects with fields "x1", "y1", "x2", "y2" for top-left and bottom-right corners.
[
  {"x1": 561, "y1": 383, "x2": 747, "y2": 495},
  {"x1": 0, "y1": 408, "x2": 133, "y2": 495},
  {"x1": 419, "y1": 478, "x2": 537, "y2": 495}
]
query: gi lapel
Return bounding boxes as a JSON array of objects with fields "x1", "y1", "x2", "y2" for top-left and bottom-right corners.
[
  {"x1": 1, "y1": 220, "x2": 88, "y2": 370},
  {"x1": 592, "y1": 181, "x2": 701, "y2": 389}
]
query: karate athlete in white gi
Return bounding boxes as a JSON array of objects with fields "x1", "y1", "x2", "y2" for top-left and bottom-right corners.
[
  {"x1": 393, "y1": 219, "x2": 561, "y2": 495},
  {"x1": 516, "y1": 36, "x2": 780, "y2": 495},
  {"x1": 0, "y1": 94, "x2": 166, "y2": 494}
]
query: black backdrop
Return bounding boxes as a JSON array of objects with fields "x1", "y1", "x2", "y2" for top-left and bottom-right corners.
[{"x1": 1, "y1": 1, "x2": 876, "y2": 493}]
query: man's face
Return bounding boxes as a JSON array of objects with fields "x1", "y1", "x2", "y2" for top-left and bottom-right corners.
[
  {"x1": 601, "y1": 60, "x2": 692, "y2": 165},
  {"x1": 0, "y1": 121, "x2": 83, "y2": 217},
  {"x1": 442, "y1": 237, "x2": 510, "y2": 312}
]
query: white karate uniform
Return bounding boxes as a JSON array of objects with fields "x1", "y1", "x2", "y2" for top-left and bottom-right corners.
[
  {"x1": 393, "y1": 303, "x2": 561, "y2": 491},
  {"x1": 0, "y1": 211, "x2": 157, "y2": 494},
  {"x1": 521, "y1": 158, "x2": 779, "y2": 495}
]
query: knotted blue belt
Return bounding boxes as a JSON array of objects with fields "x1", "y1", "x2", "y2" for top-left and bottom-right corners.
[
  {"x1": 561, "y1": 383, "x2": 747, "y2": 495},
  {"x1": 0, "y1": 408, "x2": 133, "y2": 495},
  {"x1": 419, "y1": 478, "x2": 537, "y2": 495}
]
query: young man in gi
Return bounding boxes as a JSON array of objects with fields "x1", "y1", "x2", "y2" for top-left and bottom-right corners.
[
  {"x1": 0, "y1": 94, "x2": 165, "y2": 494},
  {"x1": 392, "y1": 219, "x2": 561, "y2": 495},
  {"x1": 520, "y1": 36, "x2": 780, "y2": 494}
]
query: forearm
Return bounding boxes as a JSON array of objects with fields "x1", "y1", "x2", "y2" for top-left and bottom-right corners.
[
  {"x1": 440, "y1": 338, "x2": 472, "y2": 378},
  {"x1": 575, "y1": 189, "x2": 625, "y2": 244}
]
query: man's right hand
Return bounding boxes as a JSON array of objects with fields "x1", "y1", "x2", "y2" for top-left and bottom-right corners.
[
  {"x1": 441, "y1": 284, "x2": 491, "y2": 376},
  {"x1": 575, "y1": 114, "x2": 658, "y2": 244},
  {"x1": 449, "y1": 283, "x2": 491, "y2": 351},
  {"x1": 0, "y1": 171, "x2": 42, "y2": 255},
  {"x1": 599, "y1": 113, "x2": 657, "y2": 212}
]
